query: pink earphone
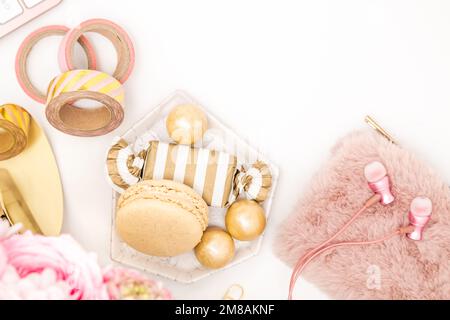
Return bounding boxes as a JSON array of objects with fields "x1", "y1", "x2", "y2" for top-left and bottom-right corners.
[
  {"x1": 407, "y1": 197, "x2": 433, "y2": 241},
  {"x1": 365, "y1": 161, "x2": 395, "y2": 205},
  {"x1": 288, "y1": 161, "x2": 433, "y2": 300}
]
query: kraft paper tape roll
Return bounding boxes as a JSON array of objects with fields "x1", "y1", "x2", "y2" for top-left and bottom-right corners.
[
  {"x1": 16, "y1": 25, "x2": 97, "y2": 104},
  {"x1": 59, "y1": 19, "x2": 135, "y2": 83},
  {"x1": 0, "y1": 104, "x2": 31, "y2": 161},
  {"x1": 46, "y1": 69, "x2": 125, "y2": 137}
]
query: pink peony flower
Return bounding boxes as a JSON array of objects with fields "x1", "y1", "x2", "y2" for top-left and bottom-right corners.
[
  {"x1": 1, "y1": 221, "x2": 108, "y2": 300},
  {"x1": 0, "y1": 221, "x2": 171, "y2": 300},
  {"x1": 0, "y1": 221, "x2": 22, "y2": 279},
  {"x1": 0, "y1": 266, "x2": 73, "y2": 300},
  {"x1": 0, "y1": 242, "x2": 7, "y2": 280},
  {"x1": 103, "y1": 267, "x2": 172, "y2": 300}
]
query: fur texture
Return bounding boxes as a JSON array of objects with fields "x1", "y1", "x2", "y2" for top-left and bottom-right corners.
[{"x1": 275, "y1": 130, "x2": 450, "y2": 300}]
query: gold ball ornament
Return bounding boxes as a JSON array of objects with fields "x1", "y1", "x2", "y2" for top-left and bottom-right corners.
[
  {"x1": 195, "y1": 228, "x2": 235, "y2": 269},
  {"x1": 166, "y1": 104, "x2": 208, "y2": 145},
  {"x1": 226, "y1": 200, "x2": 267, "y2": 241}
]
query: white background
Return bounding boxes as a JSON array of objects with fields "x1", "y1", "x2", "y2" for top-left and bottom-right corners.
[{"x1": 1, "y1": 0, "x2": 450, "y2": 300}]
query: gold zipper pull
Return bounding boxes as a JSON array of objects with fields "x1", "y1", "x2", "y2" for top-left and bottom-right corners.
[{"x1": 365, "y1": 116, "x2": 397, "y2": 145}]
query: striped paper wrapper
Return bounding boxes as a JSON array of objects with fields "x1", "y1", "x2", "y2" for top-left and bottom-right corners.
[{"x1": 143, "y1": 141, "x2": 237, "y2": 208}]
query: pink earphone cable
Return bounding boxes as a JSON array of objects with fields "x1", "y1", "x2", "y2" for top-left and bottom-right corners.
[
  {"x1": 288, "y1": 194, "x2": 382, "y2": 299},
  {"x1": 288, "y1": 225, "x2": 415, "y2": 300}
]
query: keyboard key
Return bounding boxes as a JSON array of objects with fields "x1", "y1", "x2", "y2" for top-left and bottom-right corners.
[
  {"x1": 22, "y1": 0, "x2": 44, "y2": 8},
  {"x1": 0, "y1": 0, "x2": 23, "y2": 24}
]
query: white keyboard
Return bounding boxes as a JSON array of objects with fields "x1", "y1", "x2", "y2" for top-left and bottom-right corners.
[{"x1": 0, "y1": 0, "x2": 62, "y2": 38}]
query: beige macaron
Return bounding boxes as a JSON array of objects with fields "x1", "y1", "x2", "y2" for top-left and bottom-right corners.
[{"x1": 116, "y1": 180, "x2": 209, "y2": 257}]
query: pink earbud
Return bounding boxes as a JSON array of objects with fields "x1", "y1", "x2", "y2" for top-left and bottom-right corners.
[
  {"x1": 407, "y1": 197, "x2": 432, "y2": 241},
  {"x1": 364, "y1": 161, "x2": 395, "y2": 205}
]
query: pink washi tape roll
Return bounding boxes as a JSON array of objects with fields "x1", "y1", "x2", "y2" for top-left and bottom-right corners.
[
  {"x1": 16, "y1": 25, "x2": 97, "y2": 104},
  {"x1": 59, "y1": 19, "x2": 135, "y2": 83},
  {"x1": 46, "y1": 69, "x2": 125, "y2": 137}
]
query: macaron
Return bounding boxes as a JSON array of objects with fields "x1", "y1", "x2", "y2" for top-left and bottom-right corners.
[{"x1": 116, "y1": 180, "x2": 209, "y2": 257}]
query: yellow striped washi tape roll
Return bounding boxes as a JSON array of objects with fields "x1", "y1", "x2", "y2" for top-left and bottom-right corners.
[
  {"x1": 0, "y1": 104, "x2": 30, "y2": 161},
  {"x1": 46, "y1": 69, "x2": 125, "y2": 137}
]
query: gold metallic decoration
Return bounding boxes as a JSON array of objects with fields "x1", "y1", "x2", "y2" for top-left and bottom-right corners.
[
  {"x1": 0, "y1": 104, "x2": 63, "y2": 236},
  {"x1": 365, "y1": 116, "x2": 397, "y2": 144},
  {"x1": 166, "y1": 104, "x2": 208, "y2": 145},
  {"x1": 226, "y1": 200, "x2": 267, "y2": 242},
  {"x1": 223, "y1": 284, "x2": 245, "y2": 300},
  {"x1": 0, "y1": 104, "x2": 30, "y2": 161},
  {"x1": 195, "y1": 227, "x2": 236, "y2": 269},
  {"x1": 0, "y1": 169, "x2": 41, "y2": 234}
]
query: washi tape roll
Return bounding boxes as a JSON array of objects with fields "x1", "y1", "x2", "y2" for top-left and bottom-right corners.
[
  {"x1": 0, "y1": 104, "x2": 31, "y2": 161},
  {"x1": 16, "y1": 25, "x2": 97, "y2": 104},
  {"x1": 59, "y1": 19, "x2": 135, "y2": 83},
  {"x1": 46, "y1": 69, "x2": 125, "y2": 137}
]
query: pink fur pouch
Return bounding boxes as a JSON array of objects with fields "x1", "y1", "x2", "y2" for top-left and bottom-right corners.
[{"x1": 275, "y1": 129, "x2": 450, "y2": 300}]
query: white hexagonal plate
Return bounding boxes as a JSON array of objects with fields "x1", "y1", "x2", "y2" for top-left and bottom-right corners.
[{"x1": 110, "y1": 90, "x2": 279, "y2": 283}]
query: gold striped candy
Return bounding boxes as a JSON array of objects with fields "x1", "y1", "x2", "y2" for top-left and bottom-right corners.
[
  {"x1": 142, "y1": 141, "x2": 237, "y2": 207},
  {"x1": 0, "y1": 104, "x2": 30, "y2": 161},
  {"x1": 106, "y1": 140, "x2": 273, "y2": 208},
  {"x1": 45, "y1": 70, "x2": 125, "y2": 137}
]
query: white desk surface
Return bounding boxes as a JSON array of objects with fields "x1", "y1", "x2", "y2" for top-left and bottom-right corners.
[{"x1": 1, "y1": 0, "x2": 450, "y2": 300}]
